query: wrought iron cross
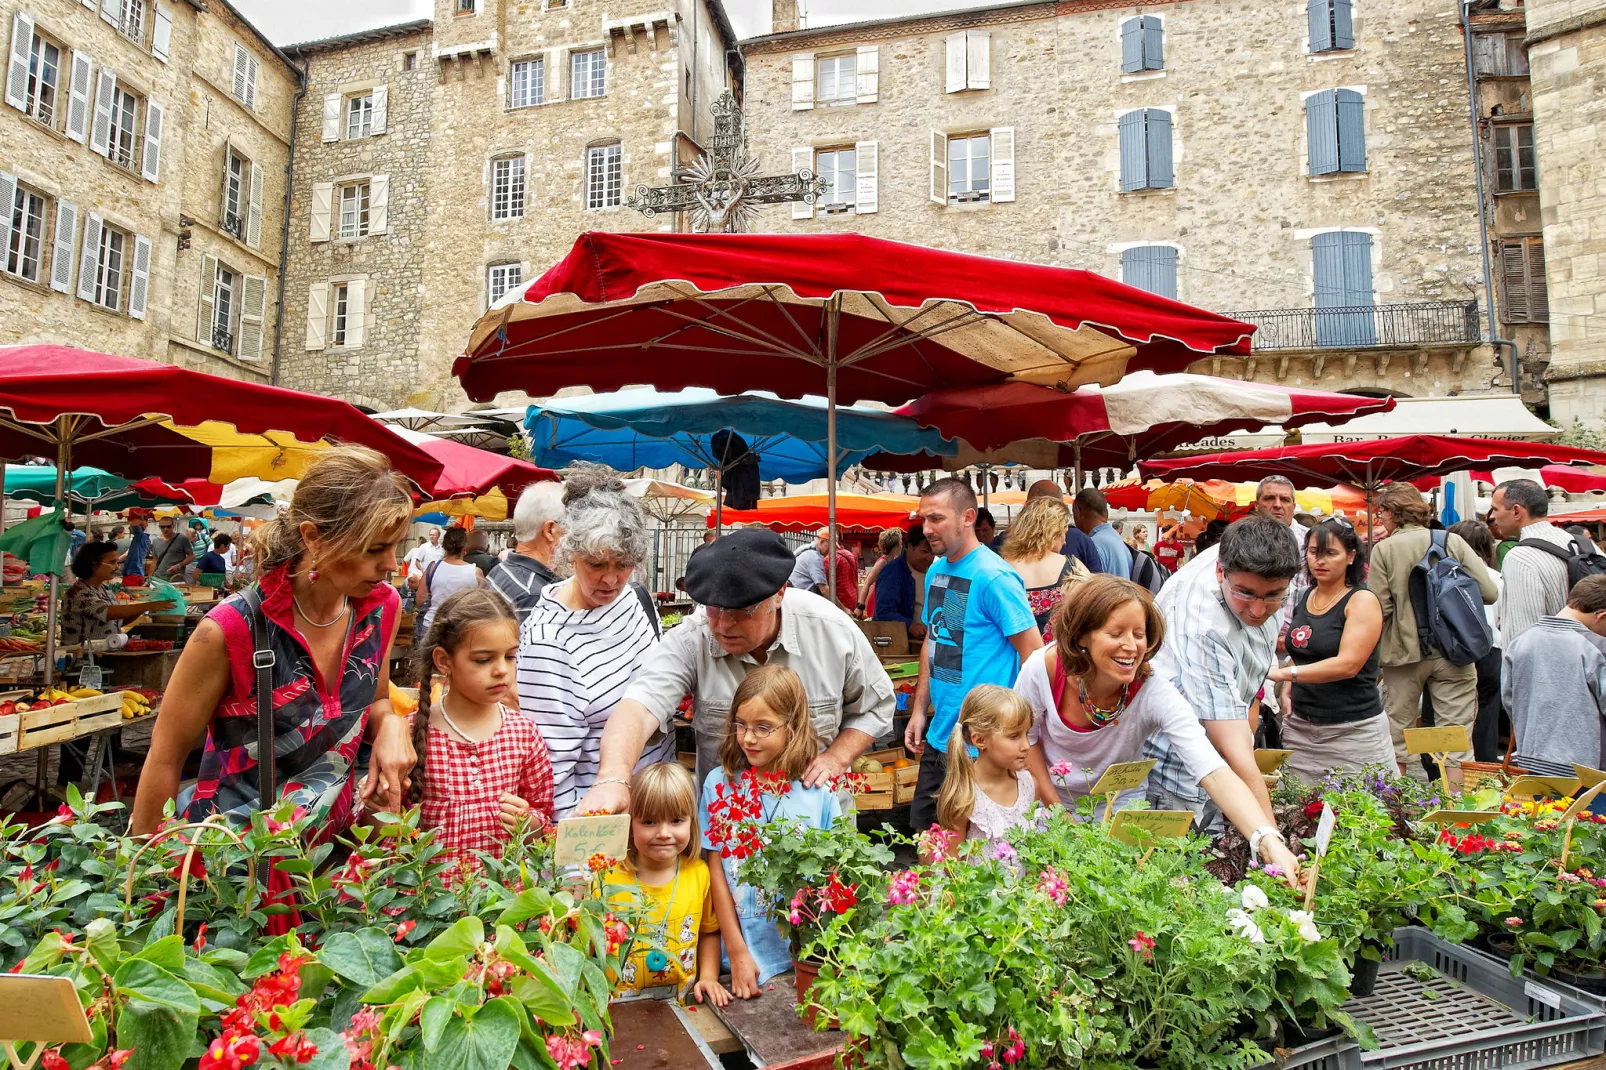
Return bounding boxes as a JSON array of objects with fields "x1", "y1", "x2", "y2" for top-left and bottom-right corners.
[{"x1": 626, "y1": 90, "x2": 827, "y2": 233}]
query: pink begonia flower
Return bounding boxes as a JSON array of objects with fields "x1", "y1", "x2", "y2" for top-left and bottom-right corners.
[
  {"x1": 1049, "y1": 760, "x2": 1074, "y2": 778},
  {"x1": 887, "y1": 869, "x2": 921, "y2": 906}
]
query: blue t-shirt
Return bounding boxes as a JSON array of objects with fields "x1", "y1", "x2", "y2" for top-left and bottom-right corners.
[
  {"x1": 921, "y1": 545, "x2": 1036, "y2": 752},
  {"x1": 122, "y1": 529, "x2": 151, "y2": 577},
  {"x1": 1089, "y1": 523, "x2": 1134, "y2": 578},
  {"x1": 196, "y1": 551, "x2": 229, "y2": 574},
  {"x1": 699, "y1": 767, "x2": 840, "y2": 984}
]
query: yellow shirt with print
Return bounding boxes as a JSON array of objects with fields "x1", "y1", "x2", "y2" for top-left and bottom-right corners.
[{"x1": 605, "y1": 856, "x2": 719, "y2": 997}]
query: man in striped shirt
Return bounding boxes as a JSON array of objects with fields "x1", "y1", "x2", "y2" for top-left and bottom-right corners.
[{"x1": 1490, "y1": 478, "x2": 1574, "y2": 648}]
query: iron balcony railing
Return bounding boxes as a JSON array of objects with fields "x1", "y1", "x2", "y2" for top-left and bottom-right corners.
[
  {"x1": 211, "y1": 325, "x2": 234, "y2": 353},
  {"x1": 1225, "y1": 300, "x2": 1480, "y2": 351},
  {"x1": 221, "y1": 211, "x2": 245, "y2": 240}
]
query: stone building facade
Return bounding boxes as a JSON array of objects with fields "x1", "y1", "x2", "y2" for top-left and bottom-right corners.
[
  {"x1": 0, "y1": 0, "x2": 296, "y2": 381},
  {"x1": 1525, "y1": 0, "x2": 1606, "y2": 424},
  {"x1": 277, "y1": 0, "x2": 739, "y2": 411},
  {"x1": 744, "y1": 0, "x2": 1499, "y2": 401}
]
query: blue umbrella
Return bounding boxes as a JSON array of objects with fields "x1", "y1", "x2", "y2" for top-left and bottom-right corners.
[{"x1": 524, "y1": 388, "x2": 956, "y2": 483}]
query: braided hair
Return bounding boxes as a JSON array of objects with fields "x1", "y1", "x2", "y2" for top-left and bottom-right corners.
[{"x1": 407, "y1": 586, "x2": 518, "y2": 807}]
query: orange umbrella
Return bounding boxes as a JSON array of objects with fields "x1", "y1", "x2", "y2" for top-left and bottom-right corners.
[{"x1": 711, "y1": 493, "x2": 919, "y2": 534}]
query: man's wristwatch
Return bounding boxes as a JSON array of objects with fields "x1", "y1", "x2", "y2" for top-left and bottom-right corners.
[{"x1": 1249, "y1": 826, "x2": 1286, "y2": 860}]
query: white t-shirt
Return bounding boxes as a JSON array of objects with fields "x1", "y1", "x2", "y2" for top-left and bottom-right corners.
[
  {"x1": 1014, "y1": 647, "x2": 1228, "y2": 805},
  {"x1": 406, "y1": 541, "x2": 445, "y2": 572}
]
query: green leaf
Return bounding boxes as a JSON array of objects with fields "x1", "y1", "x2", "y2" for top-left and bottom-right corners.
[
  {"x1": 201, "y1": 948, "x2": 250, "y2": 973},
  {"x1": 361, "y1": 965, "x2": 422, "y2": 1004},
  {"x1": 495, "y1": 890, "x2": 554, "y2": 929},
  {"x1": 132, "y1": 937, "x2": 186, "y2": 973},
  {"x1": 421, "y1": 997, "x2": 453, "y2": 1051},
  {"x1": 299, "y1": 1028, "x2": 351, "y2": 1070},
  {"x1": 117, "y1": 998, "x2": 198, "y2": 1070},
  {"x1": 113, "y1": 960, "x2": 201, "y2": 1015},
  {"x1": 423, "y1": 996, "x2": 521, "y2": 1070},
  {"x1": 508, "y1": 972, "x2": 576, "y2": 1029},
  {"x1": 181, "y1": 958, "x2": 246, "y2": 1004},
  {"x1": 244, "y1": 935, "x2": 292, "y2": 978},
  {"x1": 423, "y1": 918, "x2": 484, "y2": 963},
  {"x1": 321, "y1": 929, "x2": 404, "y2": 989}
]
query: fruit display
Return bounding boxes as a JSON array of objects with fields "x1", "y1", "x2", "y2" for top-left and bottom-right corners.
[
  {"x1": 121, "y1": 689, "x2": 155, "y2": 719},
  {"x1": 0, "y1": 637, "x2": 41, "y2": 653},
  {"x1": 0, "y1": 686, "x2": 81, "y2": 713},
  {"x1": 122, "y1": 638, "x2": 174, "y2": 652}
]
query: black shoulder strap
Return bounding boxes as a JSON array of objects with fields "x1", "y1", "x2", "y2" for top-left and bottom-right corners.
[
  {"x1": 236, "y1": 584, "x2": 277, "y2": 811},
  {"x1": 1517, "y1": 538, "x2": 1575, "y2": 563},
  {"x1": 632, "y1": 583, "x2": 662, "y2": 639}
]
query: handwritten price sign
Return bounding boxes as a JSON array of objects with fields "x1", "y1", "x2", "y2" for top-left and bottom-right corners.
[
  {"x1": 553, "y1": 814, "x2": 631, "y2": 868},
  {"x1": 1110, "y1": 809, "x2": 1194, "y2": 846},
  {"x1": 1090, "y1": 760, "x2": 1157, "y2": 797}
]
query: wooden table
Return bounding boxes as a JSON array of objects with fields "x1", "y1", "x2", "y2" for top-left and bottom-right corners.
[
  {"x1": 710, "y1": 972, "x2": 845, "y2": 1069},
  {"x1": 607, "y1": 999, "x2": 724, "y2": 1070}
]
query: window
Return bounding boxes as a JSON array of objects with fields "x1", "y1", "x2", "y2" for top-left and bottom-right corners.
[
  {"x1": 1474, "y1": 32, "x2": 1529, "y2": 76},
  {"x1": 25, "y1": 31, "x2": 60, "y2": 127},
  {"x1": 1118, "y1": 109, "x2": 1173, "y2": 191},
  {"x1": 222, "y1": 149, "x2": 247, "y2": 238},
  {"x1": 546, "y1": 0, "x2": 568, "y2": 8},
  {"x1": 1494, "y1": 123, "x2": 1536, "y2": 191},
  {"x1": 92, "y1": 224, "x2": 125, "y2": 311},
  {"x1": 944, "y1": 30, "x2": 990, "y2": 93},
  {"x1": 947, "y1": 133, "x2": 990, "y2": 202},
  {"x1": 1121, "y1": 246, "x2": 1178, "y2": 300},
  {"x1": 488, "y1": 263, "x2": 522, "y2": 305},
  {"x1": 404, "y1": 52, "x2": 417, "y2": 71},
  {"x1": 108, "y1": 85, "x2": 139, "y2": 170},
  {"x1": 455, "y1": 0, "x2": 475, "y2": 13},
  {"x1": 1306, "y1": 89, "x2": 1366, "y2": 175},
  {"x1": 491, "y1": 155, "x2": 525, "y2": 220},
  {"x1": 232, "y1": 44, "x2": 258, "y2": 109},
  {"x1": 571, "y1": 49, "x2": 606, "y2": 99},
  {"x1": 331, "y1": 282, "x2": 349, "y2": 345},
  {"x1": 5, "y1": 184, "x2": 46, "y2": 283},
  {"x1": 816, "y1": 147, "x2": 856, "y2": 209},
  {"x1": 816, "y1": 53, "x2": 855, "y2": 105},
  {"x1": 1308, "y1": 0, "x2": 1354, "y2": 52},
  {"x1": 509, "y1": 57, "x2": 544, "y2": 108},
  {"x1": 1121, "y1": 17, "x2": 1164, "y2": 73},
  {"x1": 339, "y1": 181, "x2": 370, "y2": 239},
  {"x1": 212, "y1": 265, "x2": 235, "y2": 353},
  {"x1": 346, "y1": 92, "x2": 373, "y2": 139},
  {"x1": 1312, "y1": 231, "x2": 1376, "y2": 346},
  {"x1": 117, "y1": 0, "x2": 145, "y2": 45},
  {"x1": 585, "y1": 143, "x2": 621, "y2": 209},
  {"x1": 1500, "y1": 238, "x2": 1547, "y2": 323}
]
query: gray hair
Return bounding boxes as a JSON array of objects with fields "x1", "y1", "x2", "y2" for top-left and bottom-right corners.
[
  {"x1": 1256, "y1": 475, "x2": 1296, "y2": 498},
  {"x1": 512, "y1": 482, "x2": 566, "y2": 542},
  {"x1": 1219, "y1": 515, "x2": 1301, "y2": 580},
  {"x1": 1496, "y1": 478, "x2": 1549, "y2": 519},
  {"x1": 558, "y1": 463, "x2": 650, "y2": 568}
]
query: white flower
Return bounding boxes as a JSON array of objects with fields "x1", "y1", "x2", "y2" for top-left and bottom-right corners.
[
  {"x1": 1226, "y1": 908, "x2": 1266, "y2": 944},
  {"x1": 1240, "y1": 885, "x2": 1270, "y2": 912},
  {"x1": 1298, "y1": 920, "x2": 1322, "y2": 943},
  {"x1": 1288, "y1": 909, "x2": 1314, "y2": 925}
]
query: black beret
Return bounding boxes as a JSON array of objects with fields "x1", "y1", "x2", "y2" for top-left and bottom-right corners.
[{"x1": 685, "y1": 528, "x2": 794, "y2": 608}]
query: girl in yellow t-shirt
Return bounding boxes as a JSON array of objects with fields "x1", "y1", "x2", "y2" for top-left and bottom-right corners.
[{"x1": 607, "y1": 763, "x2": 730, "y2": 1005}]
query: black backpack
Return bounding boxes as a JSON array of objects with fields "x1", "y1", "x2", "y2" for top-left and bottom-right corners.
[
  {"x1": 1515, "y1": 528, "x2": 1606, "y2": 591},
  {"x1": 1129, "y1": 550, "x2": 1167, "y2": 594},
  {"x1": 1407, "y1": 530, "x2": 1493, "y2": 667}
]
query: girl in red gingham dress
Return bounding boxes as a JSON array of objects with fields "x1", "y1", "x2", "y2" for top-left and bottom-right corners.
[{"x1": 408, "y1": 587, "x2": 553, "y2": 867}]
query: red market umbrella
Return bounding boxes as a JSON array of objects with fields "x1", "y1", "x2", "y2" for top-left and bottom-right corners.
[
  {"x1": 867, "y1": 372, "x2": 1394, "y2": 482},
  {"x1": 457, "y1": 232, "x2": 1254, "y2": 601},
  {"x1": 710, "y1": 493, "x2": 919, "y2": 534},
  {"x1": 389, "y1": 427, "x2": 557, "y2": 500}
]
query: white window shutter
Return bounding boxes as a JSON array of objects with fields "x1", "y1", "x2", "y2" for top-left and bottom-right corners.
[
  {"x1": 967, "y1": 31, "x2": 991, "y2": 90},
  {"x1": 80, "y1": 0, "x2": 92, "y2": 9},
  {"x1": 856, "y1": 46, "x2": 878, "y2": 103},
  {"x1": 99, "y1": 0, "x2": 118, "y2": 27},
  {"x1": 990, "y1": 126, "x2": 1015, "y2": 202},
  {"x1": 929, "y1": 129, "x2": 948, "y2": 203},
  {"x1": 151, "y1": 6, "x2": 172, "y2": 62},
  {"x1": 77, "y1": 212, "x2": 102, "y2": 300},
  {"x1": 5, "y1": 13, "x2": 33, "y2": 112},
  {"x1": 90, "y1": 68, "x2": 116, "y2": 157},
  {"x1": 791, "y1": 54, "x2": 813, "y2": 110},
  {"x1": 141, "y1": 99, "x2": 164, "y2": 182},
  {"x1": 309, "y1": 182, "x2": 332, "y2": 243},
  {"x1": 65, "y1": 52, "x2": 92, "y2": 143},
  {"x1": 791, "y1": 147, "x2": 813, "y2": 219},
  {"x1": 945, "y1": 33, "x2": 966, "y2": 93},
  {"x1": 304, "y1": 281, "x2": 327, "y2": 350},
  {"x1": 246, "y1": 161, "x2": 263, "y2": 248},
  {"x1": 238, "y1": 274, "x2": 266, "y2": 360},
  {"x1": 369, "y1": 173, "x2": 389, "y2": 233},
  {"x1": 371, "y1": 85, "x2": 387, "y2": 134},
  {"x1": 232, "y1": 45, "x2": 248, "y2": 101},
  {"x1": 345, "y1": 278, "x2": 367, "y2": 348},
  {"x1": 0, "y1": 173, "x2": 15, "y2": 260},
  {"x1": 50, "y1": 199, "x2": 75, "y2": 293},
  {"x1": 246, "y1": 54, "x2": 258, "y2": 108},
  {"x1": 321, "y1": 93, "x2": 340, "y2": 141},
  {"x1": 855, "y1": 140, "x2": 878, "y2": 214},
  {"x1": 128, "y1": 234, "x2": 151, "y2": 320},
  {"x1": 194, "y1": 254, "x2": 216, "y2": 342}
]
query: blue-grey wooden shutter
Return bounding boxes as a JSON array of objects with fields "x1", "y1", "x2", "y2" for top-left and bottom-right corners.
[
  {"x1": 1312, "y1": 231, "x2": 1345, "y2": 346},
  {"x1": 1307, "y1": 90, "x2": 1338, "y2": 175},
  {"x1": 1314, "y1": 232, "x2": 1375, "y2": 345},
  {"x1": 1336, "y1": 89, "x2": 1366, "y2": 172},
  {"x1": 1124, "y1": 246, "x2": 1178, "y2": 300},
  {"x1": 1142, "y1": 17, "x2": 1164, "y2": 70},
  {"x1": 1309, "y1": 0, "x2": 1333, "y2": 52},
  {"x1": 1121, "y1": 19, "x2": 1142, "y2": 73},
  {"x1": 1119, "y1": 111, "x2": 1145, "y2": 191},
  {"x1": 1145, "y1": 109, "x2": 1173, "y2": 188},
  {"x1": 1331, "y1": 0, "x2": 1354, "y2": 47}
]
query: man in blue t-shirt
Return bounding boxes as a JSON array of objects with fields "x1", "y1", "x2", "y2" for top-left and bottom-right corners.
[{"x1": 905, "y1": 478, "x2": 1043, "y2": 832}]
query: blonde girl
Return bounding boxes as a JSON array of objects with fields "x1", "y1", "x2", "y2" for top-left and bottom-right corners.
[
  {"x1": 406, "y1": 587, "x2": 554, "y2": 867},
  {"x1": 936, "y1": 685, "x2": 1038, "y2": 847},
  {"x1": 605, "y1": 763, "x2": 729, "y2": 1005},
  {"x1": 700, "y1": 665, "x2": 840, "y2": 998}
]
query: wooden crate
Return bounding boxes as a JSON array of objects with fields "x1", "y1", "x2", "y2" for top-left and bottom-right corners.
[
  {"x1": 854, "y1": 790, "x2": 893, "y2": 810},
  {"x1": 17, "y1": 692, "x2": 126, "y2": 751},
  {"x1": 894, "y1": 764, "x2": 918, "y2": 804},
  {"x1": 102, "y1": 649, "x2": 180, "y2": 691},
  {"x1": 0, "y1": 713, "x2": 18, "y2": 755}
]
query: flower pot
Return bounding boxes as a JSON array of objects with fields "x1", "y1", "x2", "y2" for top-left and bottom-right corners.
[
  {"x1": 1549, "y1": 961, "x2": 1606, "y2": 995},
  {"x1": 792, "y1": 957, "x2": 837, "y2": 1030},
  {"x1": 1281, "y1": 1018, "x2": 1341, "y2": 1046},
  {"x1": 1350, "y1": 952, "x2": 1382, "y2": 998}
]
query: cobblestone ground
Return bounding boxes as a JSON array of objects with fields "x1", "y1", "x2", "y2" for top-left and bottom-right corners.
[{"x1": 0, "y1": 719, "x2": 155, "y2": 813}]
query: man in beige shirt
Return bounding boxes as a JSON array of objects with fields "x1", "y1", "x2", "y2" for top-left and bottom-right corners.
[{"x1": 1367, "y1": 483, "x2": 1498, "y2": 784}]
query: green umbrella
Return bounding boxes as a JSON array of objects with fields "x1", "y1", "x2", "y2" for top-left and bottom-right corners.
[{"x1": 3, "y1": 464, "x2": 130, "y2": 504}]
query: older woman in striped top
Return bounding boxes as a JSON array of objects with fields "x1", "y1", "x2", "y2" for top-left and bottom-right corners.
[{"x1": 516, "y1": 464, "x2": 672, "y2": 818}]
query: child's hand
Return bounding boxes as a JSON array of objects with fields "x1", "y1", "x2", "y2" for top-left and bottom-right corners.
[
  {"x1": 729, "y1": 949, "x2": 761, "y2": 998},
  {"x1": 690, "y1": 978, "x2": 731, "y2": 1008},
  {"x1": 498, "y1": 793, "x2": 530, "y2": 834}
]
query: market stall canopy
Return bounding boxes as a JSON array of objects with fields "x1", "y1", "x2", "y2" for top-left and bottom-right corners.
[
  {"x1": 131, "y1": 476, "x2": 293, "y2": 510},
  {"x1": 389, "y1": 427, "x2": 556, "y2": 500},
  {"x1": 1170, "y1": 395, "x2": 1558, "y2": 453},
  {"x1": 526, "y1": 388, "x2": 957, "y2": 482},
  {"x1": 3, "y1": 464, "x2": 130, "y2": 503},
  {"x1": 1141, "y1": 436, "x2": 1606, "y2": 490},
  {"x1": 370, "y1": 408, "x2": 488, "y2": 432},
  {"x1": 456, "y1": 232, "x2": 1256, "y2": 406},
  {"x1": 711, "y1": 493, "x2": 920, "y2": 534},
  {"x1": 868, "y1": 373, "x2": 1395, "y2": 472},
  {"x1": 625, "y1": 478, "x2": 714, "y2": 524},
  {"x1": 1414, "y1": 465, "x2": 1606, "y2": 493}
]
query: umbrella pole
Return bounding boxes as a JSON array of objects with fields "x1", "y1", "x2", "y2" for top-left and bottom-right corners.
[
  {"x1": 715, "y1": 466, "x2": 723, "y2": 536},
  {"x1": 826, "y1": 298, "x2": 840, "y2": 608},
  {"x1": 1074, "y1": 441, "x2": 1084, "y2": 493},
  {"x1": 37, "y1": 424, "x2": 68, "y2": 808},
  {"x1": 0, "y1": 464, "x2": 8, "y2": 587},
  {"x1": 980, "y1": 463, "x2": 990, "y2": 510}
]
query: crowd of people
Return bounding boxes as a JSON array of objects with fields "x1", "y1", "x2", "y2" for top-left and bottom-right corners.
[{"x1": 123, "y1": 445, "x2": 1606, "y2": 1006}]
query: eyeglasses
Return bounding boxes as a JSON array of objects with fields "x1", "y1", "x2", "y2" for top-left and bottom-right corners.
[
  {"x1": 729, "y1": 721, "x2": 783, "y2": 740},
  {"x1": 1225, "y1": 583, "x2": 1289, "y2": 608},
  {"x1": 706, "y1": 600, "x2": 767, "y2": 622}
]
